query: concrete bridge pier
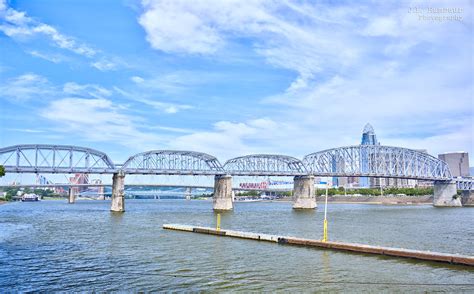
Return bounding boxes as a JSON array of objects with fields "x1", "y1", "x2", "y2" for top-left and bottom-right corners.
[
  {"x1": 433, "y1": 180, "x2": 462, "y2": 207},
  {"x1": 293, "y1": 175, "x2": 316, "y2": 209},
  {"x1": 461, "y1": 190, "x2": 474, "y2": 206},
  {"x1": 213, "y1": 175, "x2": 233, "y2": 210},
  {"x1": 97, "y1": 186, "x2": 105, "y2": 200},
  {"x1": 111, "y1": 171, "x2": 125, "y2": 212},
  {"x1": 185, "y1": 187, "x2": 192, "y2": 200},
  {"x1": 68, "y1": 187, "x2": 75, "y2": 204}
]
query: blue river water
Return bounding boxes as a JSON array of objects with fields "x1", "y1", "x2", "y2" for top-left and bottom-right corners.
[{"x1": 0, "y1": 200, "x2": 473, "y2": 292}]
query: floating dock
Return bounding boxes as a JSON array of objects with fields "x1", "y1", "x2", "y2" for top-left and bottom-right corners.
[{"x1": 163, "y1": 224, "x2": 474, "y2": 267}]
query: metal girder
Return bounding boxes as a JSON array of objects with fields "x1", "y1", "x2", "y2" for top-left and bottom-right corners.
[
  {"x1": 456, "y1": 178, "x2": 474, "y2": 190},
  {"x1": 223, "y1": 154, "x2": 307, "y2": 176},
  {"x1": 0, "y1": 144, "x2": 465, "y2": 185},
  {"x1": 303, "y1": 145, "x2": 452, "y2": 181},
  {"x1": 0, "y1": 144, "x2": 115, "y2": 174},
  {"x1": 121, "y1": 150, "x2": 224, "y2": 175}
]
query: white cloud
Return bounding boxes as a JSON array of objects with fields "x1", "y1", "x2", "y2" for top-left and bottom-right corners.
[
  {"x1": 1, "y1": 1, "x2": 471, "y2": 163},
  {"x1": 0, "y1": 73, "x2": 54, "y2": 101},
  {"x1": 0, "y1": 3, "x2": 133, "y2": 72},
  {"x1": 169, "y1": 118, "x2": 290, "y2": 159},
  {"x1": 139, "y1": 0, "x2": 222, "y2": 54},
  {"x1": 113, "y1": 85, "x2": 193, "y2": 114},
  {"x1": 138, "y1": 1, "x2": 362, "y2": 83},
  {"x1": 0, "y1": 72, "x2": 196, "y2": 152},
  {"x1": 6, "y1": 128, "x2": 45, "y2": 133},
  {"x1": 0, "y1": 2, "x2": 96, "y2": 57},
  {"x1": 141, "y1": 1, "x2": 473, "y2": 161},
  {"x1": 132, "y1": 71, "x2": 197, "y2": 94},
  {"x1": 63, "y1": 82, "x2": 112, "y2": 98},
  {"x1": 27, "y1": 50, "x2": 64, "y2": 63},
  {"x1": 91, "y1": 59, "x2": 117, "y2": 71},
  {"x1": 139, "y1": 99, "x2": 193, "y2": 114},
  {"x1": 0, "y1": 73, "x2": 168, "y2": 151},
  {"x1": 40, "y1": 97, "x2": 164, "y2": 149},
  {"x1": 0, "y1": 73, "x2": 118, "y2": 103},
  {"x1": 131, "y1": 76, "x2": 145, "y2": 83},
  {"x1": 42, "y1": 98, "x2": 122, "y2": 125},
  {"x1": 144, "y1": 125, "x2": 193, "y2": 134},
  {"x1": 362, "y1": 16, "x2": 399, "y2": 37}
]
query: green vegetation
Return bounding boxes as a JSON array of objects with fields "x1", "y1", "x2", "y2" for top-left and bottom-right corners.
[
  {"x1": 316, "y1": 187, "x2": 434, "y2": 196},
  {"x1": 33, "y1": 188, "x2": 57, "y2": 197},
  {"x1": 236, "y1": 191, "x2": 260, "y2": 197},
  {"x1": 0, "y1": 187, "x2": 57, "y2": 202},
  {"x1": 197, "y1": 193, "x2": 213, "y2": 198},
  {"x1": 1, "y1": 187, "x2": 19, "y2": 201},
  {"x1": 0, "y1": 165, "x2": 5, "y2": 177}
]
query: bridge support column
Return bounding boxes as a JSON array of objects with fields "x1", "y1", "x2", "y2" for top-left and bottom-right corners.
[
  {"x1": 433, "y1": 181, "x2": 462, "y2": 207},
  {"x1": 461, "y1": 190, "x2": 474, "y2": 206},
  {"x1": 68, "y1": 187, "x2": 75, "y2": 204},
  {"x1": 185, "y1": 187, "x2": 192, "y2": 200},
  {"x1": 293, "y1": 175, "x2": 316, "y2": 209},
  {"x1": 213, "y1": 175, "x2": 233, "y2": 211},
  {"x1": 111, "y1": 171, "x2": 125, "y2": 212},
  {"x1": 97, "y1": 186, "x2": 105, "y2": 200}
]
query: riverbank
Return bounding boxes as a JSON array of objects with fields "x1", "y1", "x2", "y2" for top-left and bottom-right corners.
[
  {"x1": 275, "y1": 195, "x2": 433, "y2": 205},
  {"x1": 319, "y1": 195, "x2": 433, "y2": 204}
]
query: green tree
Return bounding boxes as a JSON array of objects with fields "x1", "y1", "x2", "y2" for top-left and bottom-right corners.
[
  {"x1": 0, "y1": 165, "x2": 5, "y2": 177},
  {"x1": 4, "y1": 187, "x2": 19, "y2": 201}
]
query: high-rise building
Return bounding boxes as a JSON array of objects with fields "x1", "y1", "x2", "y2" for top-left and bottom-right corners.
[
  {"x1": 361, "y1": 123, "x2": 379, "y2": 146},
  {"x1": 360, "y1": 123, "x2": 379, "y2": 187},
  {"x1": 335, "y1": 123, "x2": 436, "y2": 188},
  {"x1": 438, "y1": 152, "x2": 470, "y2": 177}
]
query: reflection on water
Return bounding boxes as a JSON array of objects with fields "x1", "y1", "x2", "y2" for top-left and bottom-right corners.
[{"x1": 0, "y1": 200, "x2": 473, "y2": 291}]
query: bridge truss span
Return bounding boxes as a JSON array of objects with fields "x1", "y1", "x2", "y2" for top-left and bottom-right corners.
[
  {"x1": 0, "y1": 144, "x2": 115, "y2": 174},
  {"x1": 456, "y1": 178, "x2": 474, "y2": 190},
  {"x1": 224, "y1": 154, "x2": 307, "y2": 176},
  {"x1": 303, "y1": 145, "x2": 452, "y2": 181},
  {"x1": 121, "y1": 150, "x2": 224, "y2": 175}
]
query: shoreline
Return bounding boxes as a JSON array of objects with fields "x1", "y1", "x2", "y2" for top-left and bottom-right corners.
[{"x1": 272, "y1": 195, "x2": 433, "y2": 205}]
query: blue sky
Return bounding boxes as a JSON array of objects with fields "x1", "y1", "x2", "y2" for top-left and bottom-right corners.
[{"x1": 0, "y1": 0, "x2": 472, "y2": 165}]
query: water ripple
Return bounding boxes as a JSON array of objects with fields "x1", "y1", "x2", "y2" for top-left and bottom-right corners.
[{"x1": 0, "y1": 200, "x2": 473, "y2": 291}]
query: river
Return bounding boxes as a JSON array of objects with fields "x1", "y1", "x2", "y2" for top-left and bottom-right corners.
[{"x1": 0, "y1": 200, "x2": 473, "y2": 292}]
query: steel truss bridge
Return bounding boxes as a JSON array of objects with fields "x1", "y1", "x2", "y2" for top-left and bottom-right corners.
[
  {"x1": 0, "y1": 183, "x2": 293, "y2": 193},
  {"x1": 0, "y1": 144, "x2": 472, "y2": 189}
]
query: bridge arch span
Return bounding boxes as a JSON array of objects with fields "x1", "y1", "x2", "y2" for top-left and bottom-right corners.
[
  {"x1": 121, "y1": 150, "x2": 223, "y2": 175},
  {"x1": 223, "y1": 154, "x2": 307, "y2": 176},
  {"x1": 0, "y1": 144, "x2": 115, "y2": 173},
  {"x1": 303, "y1": 145, "x2": 452, "y2": 180}
]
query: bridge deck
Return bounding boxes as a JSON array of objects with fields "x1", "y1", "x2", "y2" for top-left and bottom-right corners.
[{"x1": 163, "y1": 224, "x2": 474, "y2": 267}]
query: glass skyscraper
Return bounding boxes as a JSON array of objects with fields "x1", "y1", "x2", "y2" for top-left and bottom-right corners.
[
  {"x1": 361, "y1": 123, "x2": 378, "y2": 145},
  {"x1": 360, "y1": 123, "x2": 379, "y2": 187}
]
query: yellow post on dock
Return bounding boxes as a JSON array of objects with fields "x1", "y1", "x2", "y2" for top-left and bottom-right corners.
[
  {"x1": 216, "y1": 213, "x2": 221, "y2": 231},
  {"x1": 322, "y1": 182, "x2": 329, "y2": 242}
]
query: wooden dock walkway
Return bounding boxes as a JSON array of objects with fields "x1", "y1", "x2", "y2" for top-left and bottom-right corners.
[{"x1": 163, "y1": 224, "x2": 474, "y2": 267}]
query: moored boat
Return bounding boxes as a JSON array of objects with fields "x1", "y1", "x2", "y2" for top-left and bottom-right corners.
[{"x1": 21, "y1": 194, "x2": 40, "y2": 202}]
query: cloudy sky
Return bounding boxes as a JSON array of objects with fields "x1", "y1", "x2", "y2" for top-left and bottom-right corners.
[{"x1": 0, "y1": 0, "x2": 472, "y2": 164}]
